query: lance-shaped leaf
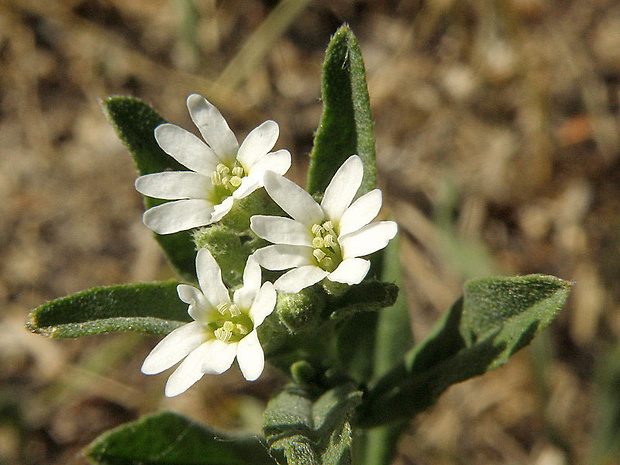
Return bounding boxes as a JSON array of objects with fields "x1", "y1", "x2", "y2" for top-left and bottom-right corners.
[
  {"x1": 102, "y1": 96, "x2": 196, "y2": 281},
  {"x1": 27, "y1": 281, "x2": 189, "y2": 338},
  {"x1": 264, "y1": 384, "x2": 363, "y2": 465},
  {"x1": 334, "y1": 234, "x2": 406, "y2": 383},
  {"x1": 307, "y1": 25, "x2": 375, "y2": 198},
  {"x1": 589, "y1": 345, "x2": 620, "y2": 465},
  {"x1": 350, "y1": 234, "x2": 412, "y2": 465},
  {"x1": 85, "y1": 410, "x2": 276, "y2": 465},
  {"x1": 355, "y1": 274, "x2": 572, "y2": 428}
]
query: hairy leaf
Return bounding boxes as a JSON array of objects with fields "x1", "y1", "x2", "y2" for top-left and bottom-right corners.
[
  {"x1": 264, "y1": 384, "x2": 362, "y2": 465},
  {"x1": 307, "y1": 25, "x2": 375, "y2": 198},
  {"x1": 102, "y1": 96, "x2": 196, "y2": 280},
  {"x1": 85, "y1": 410, "x2": 276, "y2": 465},
  {"x1": 27, "y1": 281, "x2": 189, "y2": 338},
  {"x1": 352, "y1": 233, "x2": 412, "y2": 465},
  {"x1": 356, "y1": 274, "x2": 572, "y2": 427}
]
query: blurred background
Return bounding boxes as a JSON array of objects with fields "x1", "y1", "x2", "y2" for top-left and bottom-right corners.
[{"x1": 1, "y1": 0, "x2": 620, "y2": 463}]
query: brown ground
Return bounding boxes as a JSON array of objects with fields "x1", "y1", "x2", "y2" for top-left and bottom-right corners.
[{"x1": 1, "y1": 0, "x2": 619, "y2": 464}]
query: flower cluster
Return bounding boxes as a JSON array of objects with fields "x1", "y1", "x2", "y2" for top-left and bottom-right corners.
[
  {"x1": 251, "y1": 156, "x2": 397, "y2": 293},
  {"x1": 142, "y1": 249, "x2": 275, "y2": 396},
  {"x1": 139, "y1": 95, "x2": 397, "y2": 396},
  {"x1": 135, "y1": 94, "x2": 291, "y2": 234}
]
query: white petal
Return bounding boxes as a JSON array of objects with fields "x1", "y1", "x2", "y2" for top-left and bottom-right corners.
[
  {"x1": 321, "y1": 155, "x2": 363, "y2": 222},
  {"x1": 143, "y1": 199, "x2": 214, "y2": 234},
  {"x1": 339, "y1": 189, "x2": 382, "y2": 236},
  {"x1": 250, "y1": 216, "x2": 312, "y2": 246},
  {"x1": 237, "y1": 120, "x2": 279, "y2": 169},
  {"x1": 187, "y1": 94, "x2": 238, "y2": 163},
  {"x1": 340, "y1": 221, "x2": 398, "y2": 258},
  {"x1": 247, "y1": 150, "x2": 292, "y2": 180},
  {"x1": 253, "y1": 245, "x2": 313, "y2": 270},
  {"x1": 141, "y1": 322, "x2": 205, "y2": 375},
  {"x1": 177, "y1": 284, "x2": 211, "y2": 322},
  {"x1": 274, "y1": 266, "x2": 328, "y2": 293},
  {"x1": 249, "y1": 282, "x2": 276, "y2": 327},
  {"x1": 201, "y1": 339, "x2": 238, "y2": 374},
  {"x1": 177, "y1": 284, "x2": 204, "y2": 306},
  {"x1": 328, "y1": 258, "x2": 370, "y2": 285},
  {"x1": 263, "y1": 171, "x2": 324, "y2": 226},
  {"x1": 232, "y1": 176, "x2": 259, "y2": 200},
  {"x1": 210, "y1": 196, "x2": 235, "y2": 223},
  {"x1": 154, "y1": 124, "x2": 218, "y2": 175},
  {"x1": 233, "y1": 255, "x2": 262, "y2": 310},
  {"x1": 164, "y1": 340, "x2": 212, "y2": 397},
  {"x1": 196, "y1": 248, "x2": 230, "y2": 308},
  {"x1": 135, "y1": 171, "x2": 211, "y2": 200},
  {"x1": 237, "y1": 330, "x2": 265, "y2": 381}
]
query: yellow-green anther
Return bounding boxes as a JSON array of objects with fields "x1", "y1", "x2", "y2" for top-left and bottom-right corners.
[
  {"x1": 229, "y1": 176, "x2": 242, "y2": 188},
  {"x1": 236, "y1": 324, "x2": 249, "y2": 335},
  {"x1": 232, "y1": 166, "x2": 244, "y2": 177},
  {"x1": 311, "y1": 224, "x2": 324, "y2": 235},
  {"x1": 212, "y1": 171, "x2": 222, "y2": 186},
  {"x1": 228, "y1": 304, "x2": 241, "y2": 317},
  {"x1": 216, "y1": 302, "x2": 229, "y2": 315},
  {"x1": 323, "y1": 220, "x2": 334, "y2": 232},
  {"x1": 217, "y1": 164, "x2": 230, "y2": 175},
  {"x1": 313, "y1": 249, "x2": 326, "y2": 262},
  {"x1": 324, "y1": 234, "x2": 336, "y2": 248},
  {"x1": 215, "y1": 321, "x2": 233, "y2": 342},
  {"x1": 312, "y1": 237, "x2": 324, "y2": 248}
]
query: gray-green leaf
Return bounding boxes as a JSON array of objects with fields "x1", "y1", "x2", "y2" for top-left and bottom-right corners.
[
  {"x1": 27, "y1": 281, "x2": 189, "y2": 338},
  {"x1": 85, "y1": 410, "x2": 276, "y2": 465},
  {"x1": 355, "y1": 274, "x2": 572, "y2": 427},
  {"x1": 264, "y1": 384, "x2": 363, "y2": 465},
  {"x1": 307, "y1": 25, "x2": 375, "y2": 198},
  {"x1": 350, "y1": 233, "x2": 412, "y2": 465},
  {"x1": 102, "y1": 96, "x2": 196, "y2": 281}
]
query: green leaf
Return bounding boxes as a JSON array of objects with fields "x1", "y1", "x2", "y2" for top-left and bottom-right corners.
[
  {"x1": 85, "y1": 410, "x2": 276, "y2": 465},
  {"x1": 264, "y1": 384, "x2": 362, "y2": 465},
  {"x1": 354, "y1": 233, "x2": 412, "y2": 465},
  {"x1": 307, "y1": 25, "x2": 375, "y2": 198},
  {"x1": 27, "y1": 281, "x2": 189, "y2": 338},
  {"x1": 102, "y1": 96, "x2": 196, "y2": 281},
  {"x1": 355, "y1": 274, "x2": 572, "y2": 427},
  {"x1": 330, "y1": 280, "x2": 399, "y2": 320},
  {"x1": 334, "y1": 235, "x2": 405, "y2": 384},
  {"x1": 589, "y1": 345, "x2": 620, "y2": 465}
]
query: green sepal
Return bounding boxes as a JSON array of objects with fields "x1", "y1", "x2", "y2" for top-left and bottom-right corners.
[
  {"x1": 27, "y1": 281, "x2": 189, "y2": 338},
  {"x1": 193, "y1": 224, "x2": 254, "y2": 289},
  {"x1": 264, "y1": 383, "x2": 363, "y2": 465},
  {"x1": 307, "y1": 25, "x2": 376, "y2": 198},
  {"x1": 102, "y1": 96, "x2": 196, "y2": 281},
  {"x1": 276, "y1": 286, "x2": 328, "y2": 334},
  {"x1": 85, "y1": 410, "x2": 276, "y2": 465},
  {"x1": 355, "y1": 274, "x2": 572, "y2": 427}
]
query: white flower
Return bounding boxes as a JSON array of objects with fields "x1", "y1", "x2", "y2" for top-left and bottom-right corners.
[
  {"x1": 135, "y1": 94, "x2": 291, "y2": 234},
  {"x1": 250, "y1": 155, "x2": 397, "y2": 293},
  {"x1": 141, "y1": 249, "x2": 276, "y2": 397}
]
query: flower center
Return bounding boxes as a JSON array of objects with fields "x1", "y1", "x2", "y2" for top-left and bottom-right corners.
[
  {"x1": 211, "y1": 163, "x2": 246, "y2": 198},
  {"x1": 209, "y1": 302, "x2": 253, "y2": 343},
  {"x1": 311, "y1": 220, "x2": 341, "y2": 272}
]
